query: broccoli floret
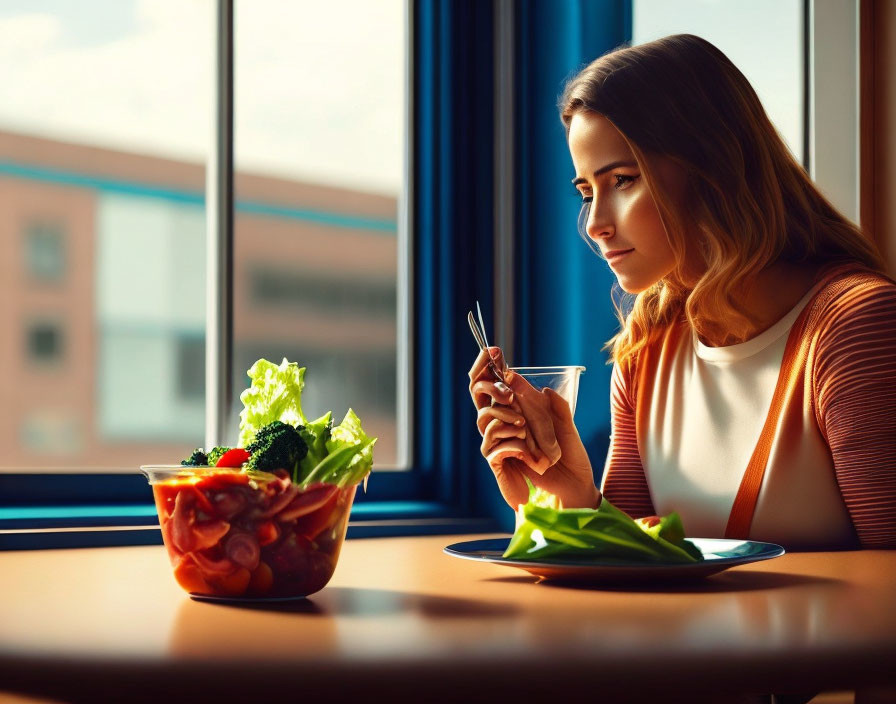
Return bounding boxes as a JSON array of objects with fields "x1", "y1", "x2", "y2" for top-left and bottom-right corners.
[
  {"x1": 181, "y1": 448, "x2": 208, "y2": 466},
  {"x1": 206, "y1": 446, "x2": 232, "y2": 466},
  {"x1": 246, "y1": 421, "x2": 309, "y2": 477}
]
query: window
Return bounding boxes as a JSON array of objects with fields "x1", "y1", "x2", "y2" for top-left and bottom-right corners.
[
  {"x1": 176, "y1": 336, "x2": 205, "y2": 402},
  {"x1": 632, "y1": 1, "x2": 864, "y2": 226},
  {"x1": 231, "y1": 0, "x2": 406, "y2": 468},
  {"x1": 0, "y1": 1, "x2": 213, "y2": 472},
  {"x1": 248, "y1": 268, "x2": 397, "y2": 319},
  {"x1": 26, "y1": 320, "x2": 63, "y2": 363},
  {"x1": 632, "y1": 0, "x2": 805, "y2": 165},
  {"x1": 0, "y1": 0, "x2": 421, "y2": 526},
  {"x1": 25, "y1": 222, "x2": 66, "y2": 282}
]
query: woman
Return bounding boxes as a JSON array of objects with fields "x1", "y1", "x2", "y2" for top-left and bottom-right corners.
[{"x1": 469, "y1": 34, "x2": 896, "y2": 549}]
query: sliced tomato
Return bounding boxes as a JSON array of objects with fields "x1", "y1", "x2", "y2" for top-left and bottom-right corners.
[
  {"x1": 256, "y1": 521, "x2": 280, "y2": 546},
  {"x1": 215, "y1": 448, "x2": 250, "y2": 468},
  {"x1": 195, "y1": 471, "x2": 251, "y2": 490},
  {"x1": 293, "y1": 488, "x2": 341, "y2": 540},
  {"x1": 213, "y1": 567, "x2": 251, "y2": 597},
  {"x1": 186, "y1": 485, "x2": 215, "y2": 515},
  {"x1": 152, "y1": 486, "x2": 177, "y2": 520},
  {"x1": 173, "y1": 557, "x2": 211, "y2": 594}
]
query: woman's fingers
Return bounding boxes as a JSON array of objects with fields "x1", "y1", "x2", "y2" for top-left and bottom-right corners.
[
  {"x1": 486, "y1": 436, "x2": 552, "y2": 475},
  {"x1": 469, "y1": 379, "x2": 514, "y2": 411},
  {"x1": 476, "y1": 404, "x2": 525, "y2": 436},
  {"x1": 467, "y1": 347, "x2": 491, "y2": 381},
  {"x1": 467, "y1": 346, "x2": 507, "y2": 384},
  {"x1": 480, "y1": 418, "x2": 526, "y2": 456},
  {"x1": 485, "y1": 437, "x2": 533, "y2": 469},
  {"x1": 488, "y1": 455, "x2": 533, "y2": 509},
  {"x1": 489, "y1": 346, "x2": 510, "y2": 379},
  {"x1": 507, "y1": 397, "x2": 543, "y2": 468},
  {"x1": 505, "y1": 372, "x2": 562, "y2": 466}
]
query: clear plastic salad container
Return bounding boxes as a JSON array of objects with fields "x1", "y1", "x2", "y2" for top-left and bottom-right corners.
[{"x1": 142, "y1": 465, "x2": 356, "y2": 600}]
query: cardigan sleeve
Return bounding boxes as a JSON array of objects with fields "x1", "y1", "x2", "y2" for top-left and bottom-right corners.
[
  {"x1": 600, "y1": 361, "x2": 656, "y2": 518},
  {"x1": 813, "y1": 280, "x2": 896, "y2": 548}
]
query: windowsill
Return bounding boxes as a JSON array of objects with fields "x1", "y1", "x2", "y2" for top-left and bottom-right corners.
[{"x1": 0, "y1": 503, "x2": 499, "y2": 549}]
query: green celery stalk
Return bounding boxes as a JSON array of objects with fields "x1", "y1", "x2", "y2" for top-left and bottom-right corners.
[
  {"x1": 504, "y1": 483, "x2": 703, "y2": 563},
  {"x1": 299, "y1": 443, "x2": 363, "y2": 488}
]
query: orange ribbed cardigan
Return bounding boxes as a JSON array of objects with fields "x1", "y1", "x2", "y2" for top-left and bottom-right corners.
[{"x1": 601, "y1": 263, "x2": 896, "y2": 549}]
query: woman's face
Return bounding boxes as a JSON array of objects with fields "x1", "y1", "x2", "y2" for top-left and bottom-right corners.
[{"x1": 567, "y1": 111, "x2": 684, "y2": 293}]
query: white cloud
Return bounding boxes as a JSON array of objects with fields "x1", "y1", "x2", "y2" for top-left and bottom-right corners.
[
  {"x1": 0, "y1": 13, "x2": 62, "y2": 52},
  {"x1": 0, "y1": 0, "x2": 404, "y2": 196}
]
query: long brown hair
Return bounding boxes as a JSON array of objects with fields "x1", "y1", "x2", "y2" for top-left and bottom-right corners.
[{"x1": 559, "y1": 34, "x2": 885, "y2": 367}]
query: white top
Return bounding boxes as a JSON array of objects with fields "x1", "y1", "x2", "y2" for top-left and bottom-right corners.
[{"x1": 643, "y1": 282, "x2": 826, "y2": 538}]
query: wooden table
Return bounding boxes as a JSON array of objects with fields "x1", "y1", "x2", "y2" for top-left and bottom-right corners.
[{"x1": 0, "y1": 535, "x2": 894, "y2": 702}]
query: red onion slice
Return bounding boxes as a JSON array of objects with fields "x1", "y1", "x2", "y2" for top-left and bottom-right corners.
[
  {"x1": 192, "y1": 519, "x2": 231, "y2": 551},
  {"x1": 225, "y1": 532, "x2": 261, "y2": 571},
  {"x1": 258, "y1": 485, "x2": 300, "y2": 519},
  {"x1": 170, "y1": 490, "x2": 196, "y2": 553},
  {"x1": 191, "y1": 551, "x2": 236, "y2": 576},
  {"x1": 278, "y1": 483, "x2": 338, "y2": 522},
  {"x1": 211, "y1": 490, "x2": 247, "y2": 519}
]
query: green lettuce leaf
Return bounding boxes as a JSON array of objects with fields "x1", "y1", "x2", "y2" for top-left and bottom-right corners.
[
  {"x1": 504, "y1": 482, "x2": 702, "y2": 563},
  {"x1": 236, "y1": 358, "x2": 376, "y2": 489},
  {"x1": 296, "y1": 411, "x2": 333, "y2": 483},
  {"x1": 300, "y1": 409, "x2": 376, "y2": 488},
  {"x1": 238, "y1": 358, "x2": 307, "y2": 447}
]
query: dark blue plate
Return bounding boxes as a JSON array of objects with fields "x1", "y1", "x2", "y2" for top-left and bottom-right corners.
[{"x1": 443, "y1": 537, "x2": 785, "y2": 582}]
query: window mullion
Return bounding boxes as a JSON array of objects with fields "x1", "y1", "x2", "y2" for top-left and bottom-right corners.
[{"x1": 205, "y1": 0, "x2": 235, "y2": 448}]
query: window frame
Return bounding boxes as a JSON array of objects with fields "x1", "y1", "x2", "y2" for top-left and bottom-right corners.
[{"x1": 1, "y1": 0, "x2": 504, "y2": 549}]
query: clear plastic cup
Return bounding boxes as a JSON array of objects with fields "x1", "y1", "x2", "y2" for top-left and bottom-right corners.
[
  {"x1": 141, "y1": 465, "x2": 355, "y2": 601},
  {"x1": 509, "y1": 365, "x2": 586, "y2": 415}
]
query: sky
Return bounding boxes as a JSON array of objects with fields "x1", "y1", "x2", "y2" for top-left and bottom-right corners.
[
  {"x1": 0, "y1": 0, "x2": 802, "y2": 196},
  {"x1": 0, "y1": 0, "x2": 405, "y2": 196},
  {"x1": 633, "y1": 0, "x2": 804, "y2": 163}
]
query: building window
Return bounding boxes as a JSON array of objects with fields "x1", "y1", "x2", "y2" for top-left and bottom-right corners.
[
  {"x1": 27, "y1": 321, "x2": 64, "y2": 364},
  {"x1": 176, "y1": 336, "x2": 205, "y2": 401},
  {"x1": 20, "y1": 412, "x2": 83, "y2": 455},
  {"x1": 248, "y1": 267, "x2": 397, "y2": 318},
  {"x1": 25, "y1": 222, "x2": 66, "y2": 282}
]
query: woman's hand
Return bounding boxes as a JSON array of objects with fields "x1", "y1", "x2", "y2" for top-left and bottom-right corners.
[{"x1": 468, "y1": 347, "x2": 601, "y2": 510}]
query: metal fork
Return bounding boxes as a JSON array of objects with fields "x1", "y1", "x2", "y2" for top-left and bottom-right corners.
[{"x1": 467, "y1": 301, "x2": 506, "y2": 383}]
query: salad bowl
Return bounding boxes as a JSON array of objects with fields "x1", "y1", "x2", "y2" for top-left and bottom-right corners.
[
  {"x1": 141, "y1": 357, "x2": 376, "y2": 602},
  {"x1": 143, "y1": 465, "x2": 357, "y2": 601}
]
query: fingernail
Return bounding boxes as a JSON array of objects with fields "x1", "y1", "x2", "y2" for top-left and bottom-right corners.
[
  {"x1": 504, "y1": 370, "x2": 515, "y2": 384},
  {"x1": 514, "y1": 418, "x2": 525, "y2": 426}
]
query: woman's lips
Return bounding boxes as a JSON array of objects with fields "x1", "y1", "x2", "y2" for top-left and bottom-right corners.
[{"x1": 604, "y1": 248, "x2": 634, "y2": 262}]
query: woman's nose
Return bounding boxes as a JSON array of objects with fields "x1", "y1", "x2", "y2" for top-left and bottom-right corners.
[{"x1": 585, "y1": 199, "x2": 614, "y2": 240}]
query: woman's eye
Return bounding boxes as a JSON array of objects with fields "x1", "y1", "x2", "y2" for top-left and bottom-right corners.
[{"x1": 613, "y1": 174, "x2": 638, "y2": 189}]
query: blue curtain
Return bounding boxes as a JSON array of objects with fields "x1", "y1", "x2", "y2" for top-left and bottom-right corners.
[
  {"x1": 415, "y1": 0, "x2": 497, "y2": 511},
  {"x1": 511, "y1": 0, "x2": 632, "y2": 524},
  {"x1": 415, "y1": 0, "x2": 631, "y2": 529}
]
